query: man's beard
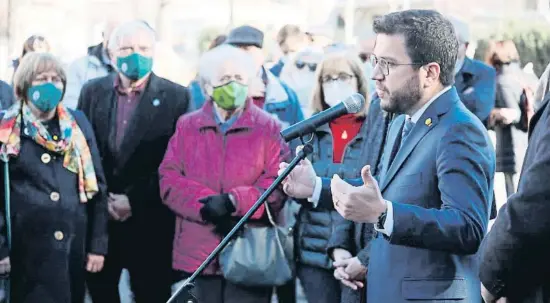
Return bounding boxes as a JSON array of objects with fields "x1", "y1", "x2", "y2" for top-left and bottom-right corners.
[{"x1": 380, "y1": 74, "x2": 422, "y2": 115}]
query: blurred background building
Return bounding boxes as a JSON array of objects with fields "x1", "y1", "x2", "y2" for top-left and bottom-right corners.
[{"x1": 2, "y1": 0, "x2": 550, "y2": 84}]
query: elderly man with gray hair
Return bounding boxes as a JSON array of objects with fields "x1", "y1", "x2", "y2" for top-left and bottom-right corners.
[{"x1": 78, "y1": 19, "x2": 193, "y2": 303}]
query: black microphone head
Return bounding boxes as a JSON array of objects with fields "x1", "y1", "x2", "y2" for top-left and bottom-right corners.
[{"x1": 343, "y1": 93, "x2": 365, "y2": 114}]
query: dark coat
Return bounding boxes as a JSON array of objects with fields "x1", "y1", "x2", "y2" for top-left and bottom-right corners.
[
  {"x1": 455, "y1": 57, "x2": 497, "y2": 125},
  {"x1": 325, "y1": 97, "x2": 392, "y2": 303},
  {"x1": 479, "y1": 94, "x2": 550, "y2": 303},
  {"x1": 0, "y1": 109, "x2": 108, "y2": 303},
  {"x1": 77, "y1": 73, "x2": 192, "y2": 272},
  {"x1": 493, "y1": 63, "x2": 530, "y2": 174},
  {"x1": 0, "y1": 81, "x2": 14, "y2": 110}
]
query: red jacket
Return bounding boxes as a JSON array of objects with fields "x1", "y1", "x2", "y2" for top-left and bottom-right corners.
[{"x1": 159, "y1": 100, "x2": 290, "y2": 275}]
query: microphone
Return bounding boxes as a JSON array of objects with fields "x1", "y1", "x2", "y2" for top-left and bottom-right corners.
[{"x1": 280, "y1": 93, "x2": 365, "y2": 142}]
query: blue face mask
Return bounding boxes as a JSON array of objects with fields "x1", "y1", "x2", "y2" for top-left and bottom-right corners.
[{"x1": 27, "y1": 82, "x2": 63, "y2": 112}]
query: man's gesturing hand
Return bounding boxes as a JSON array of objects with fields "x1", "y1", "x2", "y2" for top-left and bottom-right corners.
[
  {"x1": 278, "y1": 147, "x2": 318, "y2": 199},
  {"x1": 332, "y1": 165, "x2": 386, "y2": 223}
]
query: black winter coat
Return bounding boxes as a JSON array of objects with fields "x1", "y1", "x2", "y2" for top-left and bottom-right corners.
[{"x1": 0, "y1": 110, "x2": 108, "y2": 303}]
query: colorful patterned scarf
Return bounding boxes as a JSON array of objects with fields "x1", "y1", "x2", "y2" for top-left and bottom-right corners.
[{"x1": 0, "y1": 102, "x2": 99, "y2": 203}]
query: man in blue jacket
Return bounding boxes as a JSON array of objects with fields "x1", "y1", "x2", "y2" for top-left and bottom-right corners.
[
  {"x1": 450, "y1": 16, "x2": 497, "y2": 125},
  {"x1": 280, "y1": 10, "x2": 495, "y2": 302}
]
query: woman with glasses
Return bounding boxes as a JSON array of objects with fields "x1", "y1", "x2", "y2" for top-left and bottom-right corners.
[
  {"x1": 0, "y1": 52, "x2": 108, "y2": 303},
  {"x1": 293, "y1": 51, "x2": 391, "y2": 303},
  {"x1": 280, "y1": 47, "x2": 324, "y2": 118}
]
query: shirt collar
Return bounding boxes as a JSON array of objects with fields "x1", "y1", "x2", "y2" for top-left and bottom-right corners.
[
  {"x1": 114, "y1": 75, "x2": 148, "y2": 95},
  {"x1": 408, "y1": 86, "x2": 452, "y2": 123},
  {"x1": 213, "y1": 103, "x2": 242, "y2": 125}
]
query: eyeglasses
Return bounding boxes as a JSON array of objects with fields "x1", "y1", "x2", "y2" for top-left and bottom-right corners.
[
  {"x1": 295, "y1": 60, "x2": 317, "y2": 72},
  {"x1": 369, "y1": 54, "x2": 425, "y2": 76},
  {"x1": 321, "y1": 73, "x2": 355, "y2": 84}
]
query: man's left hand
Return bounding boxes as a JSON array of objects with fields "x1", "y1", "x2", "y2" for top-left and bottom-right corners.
[
  {"x1": 331, "y1": 165, "x2": 386, "y2": 223},
  {"x1": 109, "y1": 193, "x2": 132, "y2": 221}
]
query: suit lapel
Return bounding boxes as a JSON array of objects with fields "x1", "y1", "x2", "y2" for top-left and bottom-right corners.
[
  {"x1": 380, "y1": 88, "x2": 458, "y2": 192},
  {"x1": 94, "y1": 74, "x2": 118, "y2": 157},
  {"x1": 117, "y1": 73, "x2": 163, "y2": 169},
  {"x1": 379, "y1": 115, "x2": 404, "y2": 187}
]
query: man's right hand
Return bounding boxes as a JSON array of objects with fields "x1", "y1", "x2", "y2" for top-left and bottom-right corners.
[
  {"x1": 0, "y1": 257, "x2": 10, "y2": 275},
  {"x1": 278, "y1": 151, "x2": 317, "y2": 199}
]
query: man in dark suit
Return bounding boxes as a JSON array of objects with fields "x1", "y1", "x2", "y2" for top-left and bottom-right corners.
[
  {"x1": 0, "y1": 80, "x2": 15, "y2": 110},
  {"x1": 78, "y1": 20, "x2": 192, "y2": 303},
  {"x1": 479, "y1": 92, "x2": 550, "y2": 302},
  {"x1": 280, "y1": 10, "x2": 495, "y2": 302},
  {"x1": 449, "y1": 16, "x2": 497, "y2": 125}
]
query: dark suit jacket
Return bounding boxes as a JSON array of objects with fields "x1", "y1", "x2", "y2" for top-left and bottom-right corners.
[
  {"x1": 320, "y1": 88, "x2": 495, "y2": 302},
  {"x1": 455, "y1": 57, "x2": 497, "y2": 124},
  {"x1": 77, "y1": 73, "x2": 192, "y2": 255},
  {"x1": 479, "y1": 95, "x2": 550, "y2": 303},
  {"x1": 0, "y1": 80, "x2": 14, "y2": 110}
]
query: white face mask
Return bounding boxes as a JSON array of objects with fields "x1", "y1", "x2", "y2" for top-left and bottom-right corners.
[{"x1": 322, "y1": 81, "x2": 358, "y2": 107}]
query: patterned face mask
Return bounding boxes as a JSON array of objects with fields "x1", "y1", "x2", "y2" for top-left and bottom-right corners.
[{"x1": 212, "y1": 81, "x2": 249, "y2": 110}]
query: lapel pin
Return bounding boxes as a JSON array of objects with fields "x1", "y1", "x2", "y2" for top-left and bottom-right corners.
[
  {"x1": 425, "y1": 118, "x2": 432, "y2": 126},
  {"x1": 153, "y1": 99, "x2": 160, "y2": 107}
]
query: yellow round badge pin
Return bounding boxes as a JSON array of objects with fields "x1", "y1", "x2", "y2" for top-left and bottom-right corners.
[{"x1": 425, "y1": 118, "x2": 432, "y2": 126}]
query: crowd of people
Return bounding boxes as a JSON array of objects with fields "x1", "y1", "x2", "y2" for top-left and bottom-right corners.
[{"x1": 0, "y1": 7, "x2": 548, "y2": 303}]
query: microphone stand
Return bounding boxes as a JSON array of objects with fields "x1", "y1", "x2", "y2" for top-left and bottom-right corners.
[{"x1": 167, "y1": 142, "x2": 314, "y2": 303}]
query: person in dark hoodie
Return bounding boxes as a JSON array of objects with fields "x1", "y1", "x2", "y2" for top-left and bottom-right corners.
[{"x1": 64, "y1": 20, "x2": 119, "y2": 109}]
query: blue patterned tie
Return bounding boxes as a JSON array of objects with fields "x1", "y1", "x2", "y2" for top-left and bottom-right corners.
[{"x1": 400, "y1": 117, "x2": 415, "y2": 149}]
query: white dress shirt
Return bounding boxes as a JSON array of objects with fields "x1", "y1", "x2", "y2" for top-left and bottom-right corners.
[{"x1": 309, "y1": 86, "x2": 452, "y2": 237}]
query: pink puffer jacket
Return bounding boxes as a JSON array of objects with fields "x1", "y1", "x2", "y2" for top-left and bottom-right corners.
[{"x1": 159, "y1": 99, "x2": 290, "y2": 275}]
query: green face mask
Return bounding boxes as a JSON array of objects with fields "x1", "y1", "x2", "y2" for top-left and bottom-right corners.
[
  {"x1": 212, "y1": 81, "x2": 248, "y2": 110},
  {"x1": 116, "y1": 53, "x2": 153, "y2": 80},
  {"x1": 27, "y1": 82, "x2": 63, "y2": 112}
]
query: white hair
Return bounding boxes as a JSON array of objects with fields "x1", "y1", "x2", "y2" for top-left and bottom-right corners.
[
  {"x1": 107, "y1": 20, "x2": 156, "y2": 51},
  {"x1": 447, "y1": 16, "x2": 470, "y2": 44},
  {"x1": 198, "y1": 44, "x2": 256, "y2": 85}
]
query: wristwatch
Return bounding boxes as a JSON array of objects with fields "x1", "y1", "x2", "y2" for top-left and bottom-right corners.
[{"x1": 376, "y1": 206, "x2": 388, "y2": 230}]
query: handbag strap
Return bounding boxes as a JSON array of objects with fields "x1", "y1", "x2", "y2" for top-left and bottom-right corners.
[{"x1": 264, "y1": 202, "x2": 277, "y2": 227}]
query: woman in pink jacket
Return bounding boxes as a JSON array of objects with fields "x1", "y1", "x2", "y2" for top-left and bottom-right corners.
[{"x1": 159, "y1": 44, "x2": 290, "y2": 303}]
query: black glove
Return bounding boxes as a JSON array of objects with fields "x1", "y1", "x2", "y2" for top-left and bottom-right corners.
[
  {"x1": 213, "y1": 217, "x2": 239, "y2": 237},
  {"x1": 199, "y1": 194, "x2": 236, "y2": 224}
]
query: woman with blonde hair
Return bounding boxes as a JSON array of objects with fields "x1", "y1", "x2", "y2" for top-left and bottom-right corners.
[
  {"x1": 0, "y1": 52, "x2": 108, "y2": 302},
  {"x1": 291, "y1": 50, "x2": 391, "y2": 303}
]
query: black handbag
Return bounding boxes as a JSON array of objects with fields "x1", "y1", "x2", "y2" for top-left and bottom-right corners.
[{"x1": 219, "y1": 202, "x2": 294, "y2": 287}]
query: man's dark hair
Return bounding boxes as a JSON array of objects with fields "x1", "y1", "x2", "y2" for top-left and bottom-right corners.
[{"x1": 373, "y1": 9, "x2": 458, "y2": 86}]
